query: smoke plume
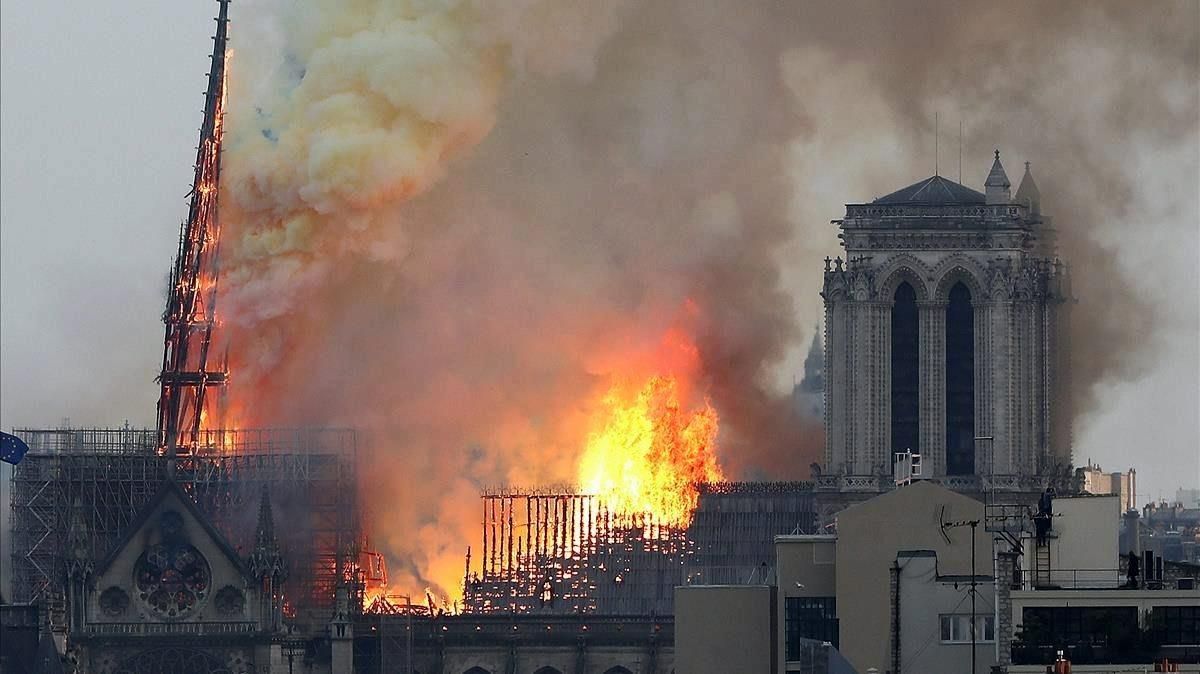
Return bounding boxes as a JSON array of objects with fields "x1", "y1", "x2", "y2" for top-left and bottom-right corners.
[{"x1": 219, "y1": 0, "x2": 1198, "y2": 598}]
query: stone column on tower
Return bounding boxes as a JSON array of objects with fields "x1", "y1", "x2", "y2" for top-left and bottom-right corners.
[
  {"x1": 820, "y1": 151, "x2": 1070, "y2": 494},
  {"x1": 918, "y1": 299, "x2": 947, "y2": 475}
]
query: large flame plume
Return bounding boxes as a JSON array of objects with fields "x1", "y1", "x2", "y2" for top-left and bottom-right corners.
[
  {"x1": 217, "y1": 0, "x2": 817, "y2": 605},
  {"x1": 579, "y1": 375, "x2": 722, "y2": 529}
]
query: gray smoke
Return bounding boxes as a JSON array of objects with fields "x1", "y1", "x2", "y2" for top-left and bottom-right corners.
[{"x1": 219, "y1": 0, "x2": 1198, "y2": 597}]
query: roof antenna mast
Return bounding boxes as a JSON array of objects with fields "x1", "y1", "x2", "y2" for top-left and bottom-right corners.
[
  {"x1": 934, "y1": 111, "x2": 939, "y2": 176},
  {"x1": 958, "y1": 118, "x2": 963, "y2": 183}
]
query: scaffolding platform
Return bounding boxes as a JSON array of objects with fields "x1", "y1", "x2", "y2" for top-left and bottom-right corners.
[{"x1": 7, "y1": 427, "x2": 360, "y2": 627}]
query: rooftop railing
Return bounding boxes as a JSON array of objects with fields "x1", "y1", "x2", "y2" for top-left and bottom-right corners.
[
  {"x1": 84, "y1": 621, "x2": 258, "y2": 636},
  {"x1": 1016, "y1": 569, "x2": 1198, "y2": 591}
]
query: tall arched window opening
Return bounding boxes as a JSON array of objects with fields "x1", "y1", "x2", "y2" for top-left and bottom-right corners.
[
  {"x1": 891, "y1": 282, "x2": 920, "y2": 454},
  {"x1": 945, "y1": 282, "x2": 975, "y2": 475}
]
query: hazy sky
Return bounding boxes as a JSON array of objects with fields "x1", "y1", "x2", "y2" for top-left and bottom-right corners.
[
  {"x1": 2, "y1": 1, "x2": 1197, "y2": 510},
  {"x1": 2, "y1": 2, "x2": 217, "y2": 427}
]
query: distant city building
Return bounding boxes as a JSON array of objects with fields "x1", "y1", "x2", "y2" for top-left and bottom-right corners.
[
  {"x1": 1141, "y1": 499, "x2": 1200, "y2": 565},
  {"x1": 822, "y1": 155, "x2": 1072, "y2": 482},
  {"x1": 1178, "y1": 488, "x2": 1200, "y2": 510},
  {"x1": 1077, "y1": 461, "x2": 1137, "y2": 511}
]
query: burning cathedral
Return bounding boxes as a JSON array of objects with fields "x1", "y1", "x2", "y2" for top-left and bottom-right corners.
[
  {"x1": 2, "y1": 4, "x2": 1084, "y2": 674},
  {"x1": 4, "y1": 159, "x2": 1081, "y2": 674}
]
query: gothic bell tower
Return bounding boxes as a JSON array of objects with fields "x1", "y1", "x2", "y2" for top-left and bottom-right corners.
[{"x1": 821, "y1": 152, "x2": 1071, "y2": 488}]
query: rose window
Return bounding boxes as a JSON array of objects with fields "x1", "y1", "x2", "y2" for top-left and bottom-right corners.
[{"x1": 134, "y1": 541, "x2": 210, "y2": 619}]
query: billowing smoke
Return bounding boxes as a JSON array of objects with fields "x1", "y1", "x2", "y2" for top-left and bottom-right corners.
[{"x1": 219, "y1": 0, "x2": 1197, "y2": 598}]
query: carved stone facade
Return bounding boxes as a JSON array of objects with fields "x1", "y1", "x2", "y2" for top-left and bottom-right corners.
[
  {"x1": 70, "y1": 481, "x2": 294, "y2": 674},
  {"x1": 822, "y1": 155, "x2": 1071, "y2": 483}
]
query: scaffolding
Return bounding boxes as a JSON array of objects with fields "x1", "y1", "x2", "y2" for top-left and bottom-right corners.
[
  {"x1": 461, "y1": 481, "x2": 815, "y2": 615},
  {"x1": 7, "y1": 427, "x2": 360, "y2": 627}
]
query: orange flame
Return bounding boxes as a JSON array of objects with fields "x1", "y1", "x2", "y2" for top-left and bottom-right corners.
[{"x1": 578, "y1": 374, "x2": 723, "y2": 529}]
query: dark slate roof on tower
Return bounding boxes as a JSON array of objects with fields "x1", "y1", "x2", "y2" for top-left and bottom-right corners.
[{"x1": 873, "y1": 175, "x2": 986, "y2": 205}]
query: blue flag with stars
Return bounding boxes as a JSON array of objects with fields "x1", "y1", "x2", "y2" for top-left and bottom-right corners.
[{"x1": 1, "y1": 432, "x2": 30, "y2": 465}]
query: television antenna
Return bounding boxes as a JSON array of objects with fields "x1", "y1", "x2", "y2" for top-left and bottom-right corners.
[{"x1": 941, "y1": 512, "x2": 982, "y2": 674}]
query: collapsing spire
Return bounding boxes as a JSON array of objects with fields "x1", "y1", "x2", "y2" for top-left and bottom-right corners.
[
  {"x1": 156, "y1": 0, "x2": 231, "y2": 462},
  {"x1": 985, "y1": 149, "x2": 1011, "y2": 205}
]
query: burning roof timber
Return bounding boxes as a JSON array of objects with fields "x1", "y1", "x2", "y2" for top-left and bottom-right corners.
[{"x1": 457, "y1": 481, "x2": 816, "y2": 615}]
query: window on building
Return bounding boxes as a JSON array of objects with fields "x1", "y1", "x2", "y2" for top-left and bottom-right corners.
[
  {"x1": 945, "y1": 281, "x2": 975, "y2": 475},
  {"x1": 940, "y1": 614, "x2": 995, "y2": 643},
  {"x1": 1020, "y1": 606, "x2": 1139, "y2": 646},
  {"x1": 891, "y1": 282, "x2": 920, "y2": 454},
  {"x1": 1152, "y1": 606, "x2": 1200, "y2": 645},
  {"x1": 785, "y1": 596, "x2": 838, "y2": 660}
]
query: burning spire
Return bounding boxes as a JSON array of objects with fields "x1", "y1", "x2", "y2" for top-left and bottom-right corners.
[{"x1": 156, "y1": 0, "x2": 231, "y2": 462}]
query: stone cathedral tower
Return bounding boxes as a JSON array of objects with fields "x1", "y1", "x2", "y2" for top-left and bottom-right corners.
[{"x1": 821, "y1": 152, "x2": 1072, "y2": 488}]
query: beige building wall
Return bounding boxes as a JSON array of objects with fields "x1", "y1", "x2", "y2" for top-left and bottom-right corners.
[
  {"x1": 835, "y1": 481, "x2": 988, "y2": 674},
  {"x1": 675, "y1": 585, "x2": 774, "y2": 674},
  {"x1": 1080, "y1": 466, "x2": 1136, "y2": 511},
  {"x1": 774, "y1": 536, "x2": 837, "y2": 673},
  {"x1": 1021, "y1": 495, "x2": 1121, "y2": 587},
  {"x1": 896, "y1": 551, "x2": 996, "y2": 674}
]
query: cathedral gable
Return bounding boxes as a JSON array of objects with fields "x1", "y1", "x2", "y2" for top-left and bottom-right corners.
[{"x1": 86, "y1": 483, "x2": 257, "y2": 626}]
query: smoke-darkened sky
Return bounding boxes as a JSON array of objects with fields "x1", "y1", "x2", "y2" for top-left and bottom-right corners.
[{"x1": 2, "y1": 1, "x2": 1198, "y2": 595}]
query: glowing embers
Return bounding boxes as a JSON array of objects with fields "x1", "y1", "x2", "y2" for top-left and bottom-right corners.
[
  {"x1": 362, "y1": 589, "x2": 431, "y2": 616},
  {"x1": 579, "y1": 375, "x2": 723, "y2": 530}
]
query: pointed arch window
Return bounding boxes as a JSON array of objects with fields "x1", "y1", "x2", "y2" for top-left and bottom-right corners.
[
  {"x1": 945, "y1": 282, "x2": 975, "y2": 474},
  {"x1": 891, "y1": 282, "x2": 920, "y2": 453}
]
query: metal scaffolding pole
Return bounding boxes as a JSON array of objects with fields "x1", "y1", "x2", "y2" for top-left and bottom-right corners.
[{"x1": 8, "y1": 427, "x2": 361, "y2": 627}]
